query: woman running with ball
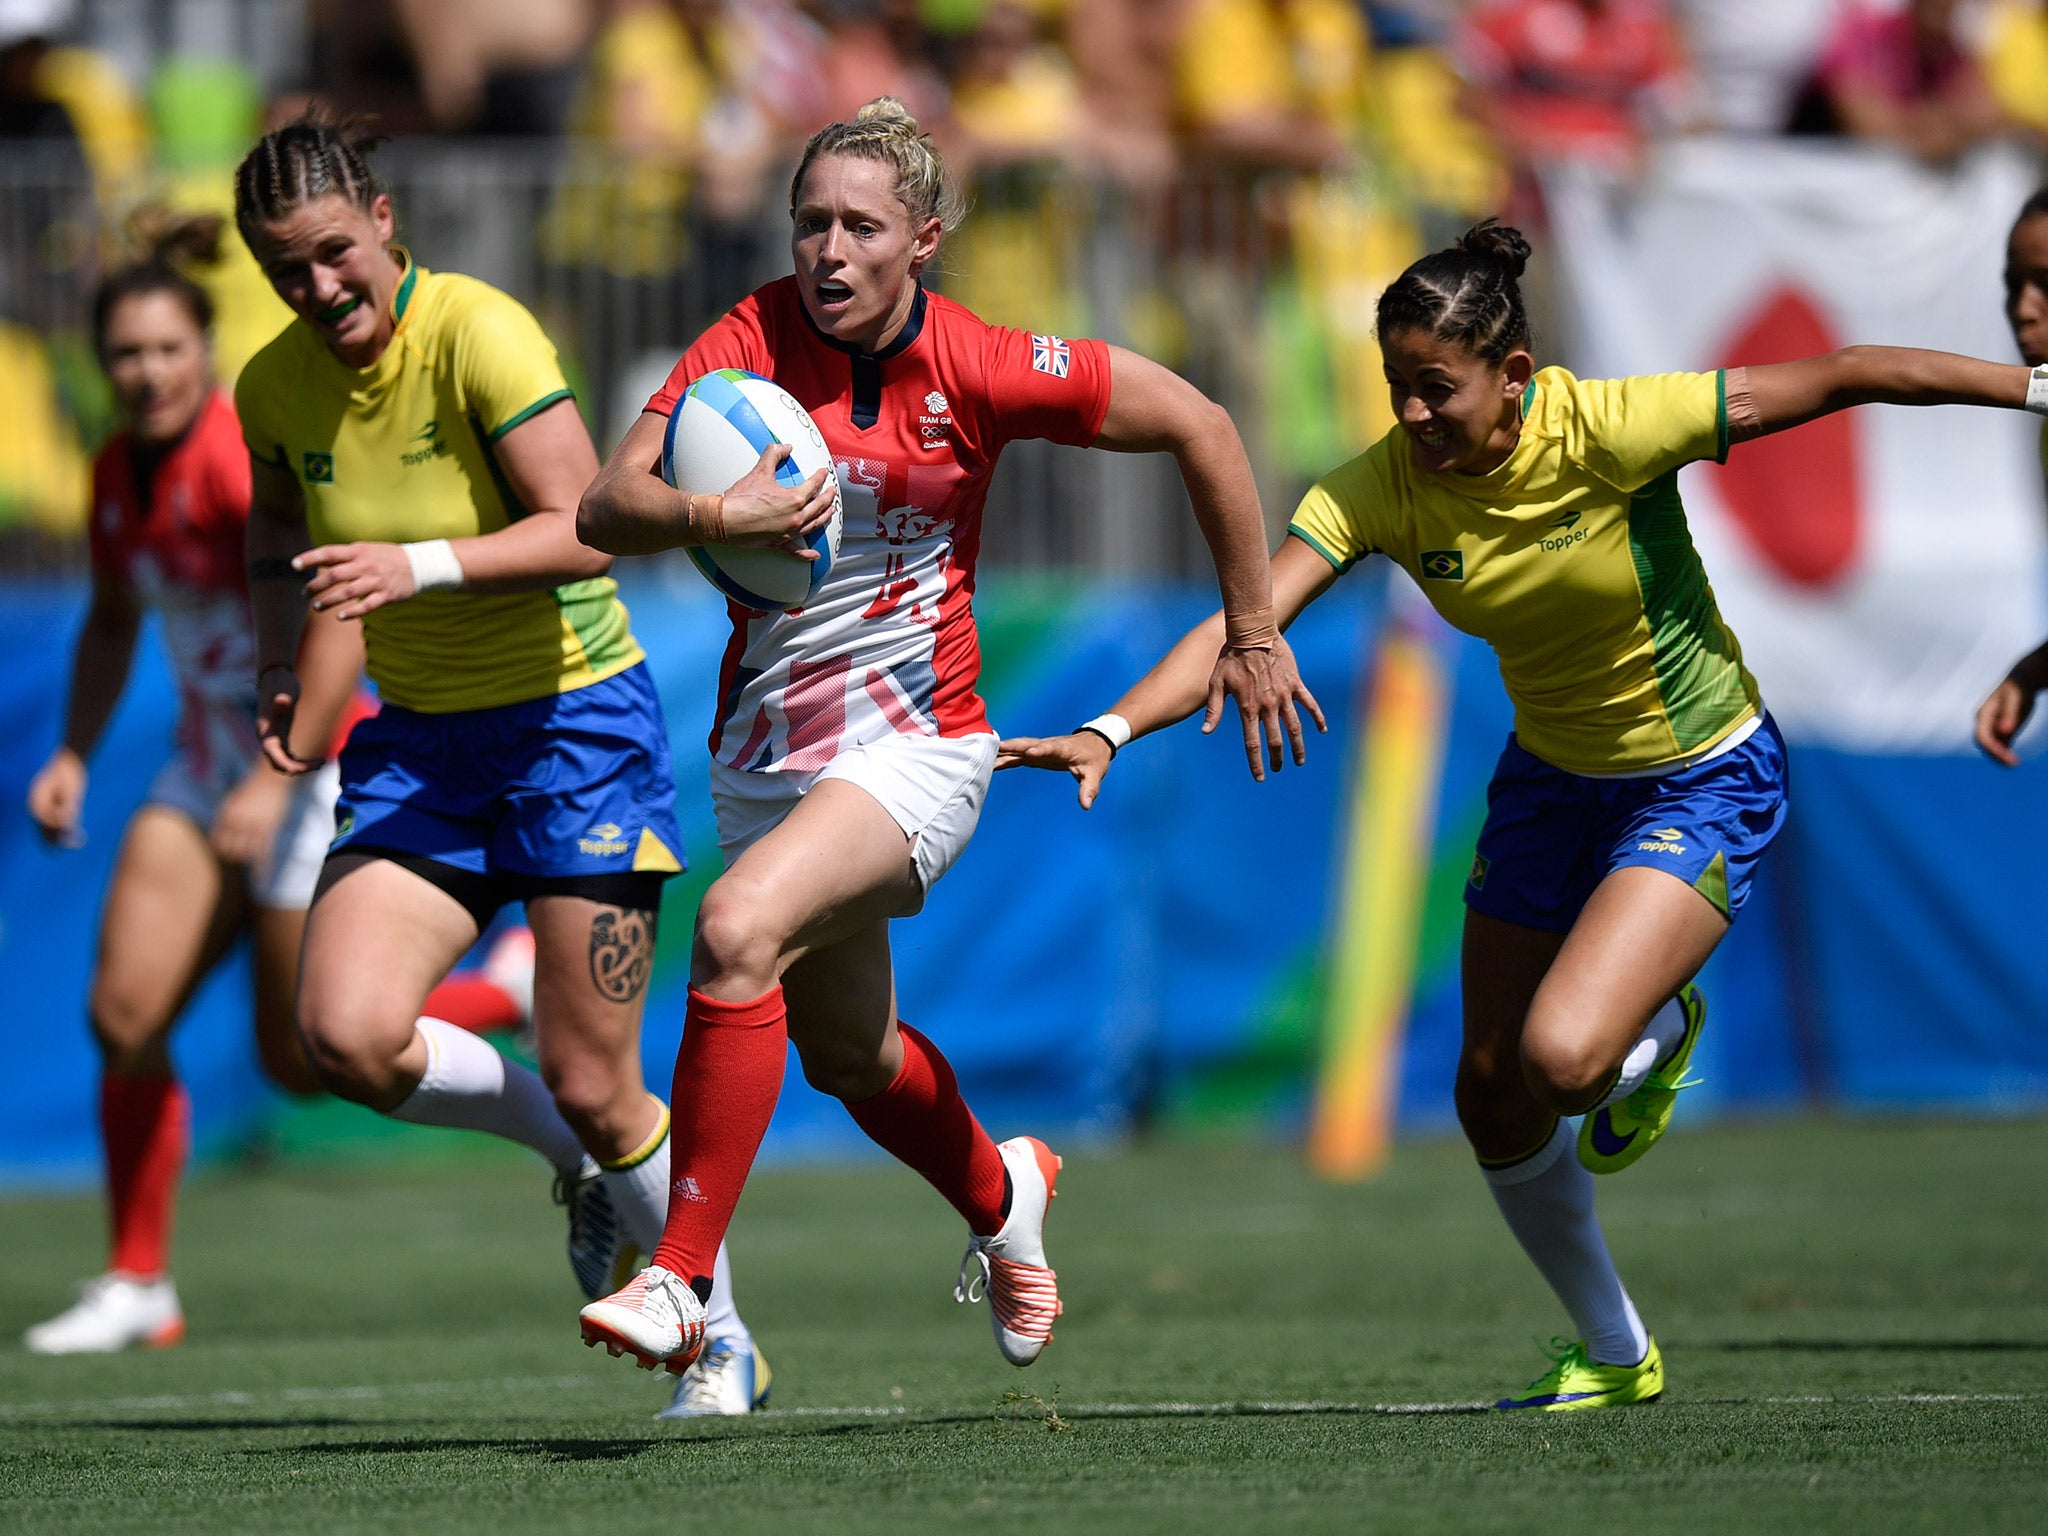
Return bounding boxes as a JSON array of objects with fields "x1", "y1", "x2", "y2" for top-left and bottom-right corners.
[
  {"x1": 231, "y1": 114, "x2": 774, "y2": 1412},
  {"x1": 1009, "y1": 223, "x2": 2048, "y2": 1410},
  {"x1": 574, "y1": 97, "x2": 1312, "y2": 1380}
]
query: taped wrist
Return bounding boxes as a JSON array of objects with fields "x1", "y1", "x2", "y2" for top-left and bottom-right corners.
[
  {"x1": 1076, "y1": 712, "x2": 1133, "y2": 756},
  {"x1": 402, "y1": 538, "x2": 464, "y2": 594},
  {"x1": 1223, "y1": 604, "x2": 1279, "y2": 651},
  {"x1": 2026, "y1": 364, "x2": 2048, "y2": 418},
  {"x1": 687, "y1": 492, "x2": 728, "y2": 545}
]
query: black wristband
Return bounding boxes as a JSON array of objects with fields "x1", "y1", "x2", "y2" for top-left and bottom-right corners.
[{"x1": 1075, "y1": 724, "x2": 1119, "y2": 758}]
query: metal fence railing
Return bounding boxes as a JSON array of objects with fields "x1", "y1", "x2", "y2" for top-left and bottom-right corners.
[{"x1": 3, "y1": 140, "x2": 1407, "y2": 579}]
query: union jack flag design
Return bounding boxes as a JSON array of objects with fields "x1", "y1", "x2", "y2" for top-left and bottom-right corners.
[{"x1": 1030, "y1": 334, "x2": 1071, "y2": 378}]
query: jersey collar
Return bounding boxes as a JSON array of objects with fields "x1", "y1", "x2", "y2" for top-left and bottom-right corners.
[
  {"x1": 389, "y1": 247, "x2": 419, "y2": 329},
  {"x1": 802, "y1": 281, "x2": 927, "y2": 361}
]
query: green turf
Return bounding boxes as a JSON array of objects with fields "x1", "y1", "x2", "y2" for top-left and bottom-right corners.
[{"x1": 3, "y1": 1118, "x2": 2046, "y2": 1534}]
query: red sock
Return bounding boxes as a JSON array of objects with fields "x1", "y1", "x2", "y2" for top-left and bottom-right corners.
[
  {"x1": 420, "y1": 974, "x2": 523, "y2": 1034},
  {"x1": 649, "y1": 987, "x2": 788, "y2": 1289},
  {"x1": 845, "y1": 1022, "x2": 1007, "y2": 1235},
  {"x1": 101, "y1": 1073, "x2": 189, "y2": 1278}
]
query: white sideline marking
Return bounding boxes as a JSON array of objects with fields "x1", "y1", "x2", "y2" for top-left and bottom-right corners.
[{"x1": 1, "y1": 1380, "x2": 2038, "y2": 1424}]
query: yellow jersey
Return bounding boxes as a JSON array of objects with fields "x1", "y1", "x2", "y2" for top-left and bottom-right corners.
[
  {"x1": 237, "y1": 257, "x2": 643, "y2": 714},
  {"x1": 1289, "y1": 367, "x2": 1761, "y2": 775}
]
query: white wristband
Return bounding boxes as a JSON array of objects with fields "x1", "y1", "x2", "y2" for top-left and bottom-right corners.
[
  {"x1": 2026, "y1": 364, "x2": 2048, "y2": 418},
  {"x1": 1077, "y1": 712, "x2": 1133, "y2": 753},
  {"x1": 403, "y1": 538, "x2": 464, "y2": 594}
]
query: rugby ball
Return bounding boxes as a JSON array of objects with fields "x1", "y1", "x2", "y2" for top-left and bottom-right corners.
[{"x1": 662, "y1": 369, "x2": 842, "y2": 611}]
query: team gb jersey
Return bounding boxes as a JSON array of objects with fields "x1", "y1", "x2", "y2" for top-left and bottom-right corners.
[
  {"x1": 87, "y1": 389, "x2": 257, "y2": 785},
  {"x1": 649, "y1": 278, "x2": 1113, "y2": 771}
]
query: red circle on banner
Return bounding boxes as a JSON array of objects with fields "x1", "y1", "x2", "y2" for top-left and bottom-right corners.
[{"x1": 1706, "y1": 285, "x2": 1863, "y2": 589}]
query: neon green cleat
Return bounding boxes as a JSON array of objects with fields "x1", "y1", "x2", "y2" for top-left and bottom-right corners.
[
  {"x1": 1578, "y1": 984, "x2": 1706, "y2": 1174},
  {"x1": 1496, "y1": 1336, "x2": 1664, "y2": 1411}
]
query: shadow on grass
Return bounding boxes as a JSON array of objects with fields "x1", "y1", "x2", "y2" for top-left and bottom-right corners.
[
  {"x1": 251, "y1": 1437, "x2": 665, "y2": 1464},
  {"x1": 1684, "y1": 1340, "x2": 2048, "y2": 1354},
  {"x1": 71, "y1": 1418, "x2": 385, "y2": 1432}
]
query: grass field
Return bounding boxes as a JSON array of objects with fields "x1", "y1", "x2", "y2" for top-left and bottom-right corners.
[{"x1": 3, "y1": 1117, "x2": 2046, "y2": 1534}]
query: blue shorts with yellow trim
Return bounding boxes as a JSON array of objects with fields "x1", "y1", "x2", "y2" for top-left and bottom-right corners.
[
  {"x1": 331, "y1": 661, "x2": 685, "y2": 883},
  {"x1": 1463, "y1": 715, "x2": 1787, "y2": 933}
]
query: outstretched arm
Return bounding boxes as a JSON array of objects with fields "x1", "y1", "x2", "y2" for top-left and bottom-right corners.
[
  {"x1": 999, "y1": 536, "x2": 1337, "y2": 807},
  {"x1": 1091, "y1": 345, "x2": 1321, "y2": 777},
  {"x1": 576, "y1": 409, "x2": 837, "y2": 558},
  {"x1": 1740, "y1": 348, "x2": 2041, "y2": 440}
]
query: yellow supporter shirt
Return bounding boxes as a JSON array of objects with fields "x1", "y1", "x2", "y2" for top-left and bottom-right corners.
[
  {"x1": 236, "y1": 256, "x2": 643, "y2": 714},
  {"x1": 1289, "y1": 367, "x2": 1761, "y2": 775}
]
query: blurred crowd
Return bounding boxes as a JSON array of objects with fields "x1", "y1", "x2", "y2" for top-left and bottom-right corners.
[{"x1": 6, "y1": 0, "x2": 2048, "y2": 549}]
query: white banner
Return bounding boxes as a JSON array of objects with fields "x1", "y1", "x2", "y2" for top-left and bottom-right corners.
[{"x1": 1546, "y1": 142, "x2": 2046, "y2": 753}]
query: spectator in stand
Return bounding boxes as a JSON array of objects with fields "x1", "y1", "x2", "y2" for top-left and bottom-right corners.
[
  {"x1": 1455, "y1": 0, "x2": 1693, "y2": 179},
  {"x1": 1170, "y1": 0, "x2": 1369, "y2": 176},
  {"x1": 1797, "y1": 0, "x2": 2002, "y2": 166},
  {"x1": 1063, "y1": 0, "x2": 1177, "y2": 192},
  {"x1": 1985, "y1": 0, "x2": 2048, "y2": 143},
  {"x1": 949, "y1": 2, "x2": 1089, "y2": 176},
  {"x1": 816, "y1": 0, "x2": 950, "y2": 133},
  {"x1": 1668, "y1": 0, "x2": 1845, "y2": 136}
]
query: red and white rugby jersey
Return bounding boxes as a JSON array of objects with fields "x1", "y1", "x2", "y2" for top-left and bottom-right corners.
[
  {"x1": 87, "y1": 389, "x2": 258, "y2": 785},
  {"x1": 649, "y1": 277, "x2": 1112, "y2": 772}
]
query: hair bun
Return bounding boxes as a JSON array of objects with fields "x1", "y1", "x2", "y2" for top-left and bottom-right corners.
[
  {"x1": 127, "y1": 206, "x2": 225, "y2": 268},
  {"x1": 854, "y1": 96, "x2": 918, "y2": 132},
  {"x1": 1456, "y1": 220, "x2": 1532, "y2": 280}
]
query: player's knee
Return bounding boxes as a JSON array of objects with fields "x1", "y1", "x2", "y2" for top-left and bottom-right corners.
[
  {"x1": 1454, "y1": 1054, "x2": 1525, "y2": 1143},
  {"x1": 691, "y1": 882, "x2": 785, "y2": 991},
  {"x1": 295, "y1": 1002, "x2": 408, "y2": 1105},
  {"x1": 88, "y1": 985, "x2": 169, "y2": 1070},
  {"x1": 537, "y1": 1055, "x2": 619, "y2": 1139},
  {"x1": 1518, "y1": 1024, "x2": 1612, "y2": 1112}
]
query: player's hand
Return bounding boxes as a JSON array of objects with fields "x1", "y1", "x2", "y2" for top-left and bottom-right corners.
[
  {"x1": 299, "y1": 541, "x2": 419, "y2": 620},
  {"x1": 211, "y1": 764, "x2": 292, "y2": 872},
  {"x1": 1975, "y1": 676, "x2": 2037, "y2": 766},
  {"x1": 1203, "y1": 634, "x2": 1325, "y2": 782},
  {"x1": 996, "y1": 731, "x2": 1116, "y2": 810},
  {"x1": 718, "y1": 444, "x2": 838, "y2": 558},
  {"x1": 27, "y1": 746, "x2": 87, "y2": 847},
  {"x1": 256, "y1": 664, "x2": 323, "y2": 776}
]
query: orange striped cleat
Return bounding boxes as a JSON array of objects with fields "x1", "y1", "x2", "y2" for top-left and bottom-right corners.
[
  {"x1": 579, "y1": 1264, "x2": 707, "y2": 1376},
  {"x1": 954, "y1": 1136, "x2": 1063, "y2": 1367}
]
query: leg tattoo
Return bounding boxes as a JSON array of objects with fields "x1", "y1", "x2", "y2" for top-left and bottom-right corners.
[{"x1": 588, "y1": 907, "x2": 657, "y2": 1003}]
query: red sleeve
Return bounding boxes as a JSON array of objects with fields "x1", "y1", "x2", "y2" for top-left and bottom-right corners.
[
  {"x1": 207, "y1": 399, "x2": 253, "y2": 534},
  {"x1": 646, "y1": 295, "x2": 773, "y2": 416},
  {"x1": 980, "y1": 328, "x2": 1113, "y2": 450}
]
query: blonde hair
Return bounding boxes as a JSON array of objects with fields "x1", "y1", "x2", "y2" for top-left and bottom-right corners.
[{"x1": 789, "y1": 97, "x2": 966, "y2": 236}]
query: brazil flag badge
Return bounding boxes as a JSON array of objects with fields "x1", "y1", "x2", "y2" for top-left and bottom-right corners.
[
  {"x1": 303, "y1": 451, "x2": 335, "y2": 484},
  {"x1": 1420, "y1": 549, "x2": 1464, "y2": 581}
]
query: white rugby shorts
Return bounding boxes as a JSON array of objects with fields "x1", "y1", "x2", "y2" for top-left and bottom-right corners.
[
  {"x1": 144, "y1": 755, "x2": 341, "y2": 911},
  {"x1": 710, "y1": 731, "x2": 997, "y2": 912}
]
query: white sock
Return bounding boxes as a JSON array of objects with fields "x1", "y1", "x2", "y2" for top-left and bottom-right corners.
[
  {"x1": 1591, "y1": 995, "x2": 1690, "y2": 1111},
  {"x1": 389, "y1": 1017, "x2": 584, "y2": 1172},
  {"x1": 598, "y1": 1101, "x2": 671, "y2": 1252},
  {"x1": 704, "y1": 1240, "x2": 751, "y2": 1350},
  {"x1": 1482, "y1": 1121, "x2": 1649, "y2": 1366}
]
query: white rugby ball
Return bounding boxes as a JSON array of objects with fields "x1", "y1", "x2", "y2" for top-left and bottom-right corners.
[{"x1": 662, "y1": 368, "x2": 842, "y2": 611}]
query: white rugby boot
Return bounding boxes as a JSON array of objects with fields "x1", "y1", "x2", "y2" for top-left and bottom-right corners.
[
  {"x1": 580, "y1": 1264, "x2": 707, "y2": 1374},
  {"x1": 657, "y1": 1336, "x2": 772, "y2": 1419},
  {"x1": 954, "y1": 1136, "x2": 1062, "y2": 1366},
  {"x1": 24, "y1": 1273, "x2": 184, "y2": 1354},
  {"x1": 555, "y1": 1156, "x2": 639, "y2": 1302}
]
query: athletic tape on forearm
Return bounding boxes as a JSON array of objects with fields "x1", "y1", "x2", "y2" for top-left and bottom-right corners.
[
  {"x1": 2027, "y1": 365, "x2": 2048, "y2": 418},
  {"x1": 403, "y1": 538, "x2": 464, "y2": 594},
  {"x1": 1223, "y1": 604, "x2": 1279, "y2": 651},
  {"x1": 1077, "y1": 712, "x2": 1133, "y2": 755}
]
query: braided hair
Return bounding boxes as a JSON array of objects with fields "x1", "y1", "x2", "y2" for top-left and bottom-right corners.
[
  {"x1": 790, "y1": 97, "x2": 966, "y2": 236},
  {"x1": 233, "y1": 109, "x2": 388, "y2": 249},
  {"x1": 1376, "y1": 221, "x2": 1534, "y2": 366},
  {"x1": 91, "y1": 208, "x2": 221, "y2": 356}
]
